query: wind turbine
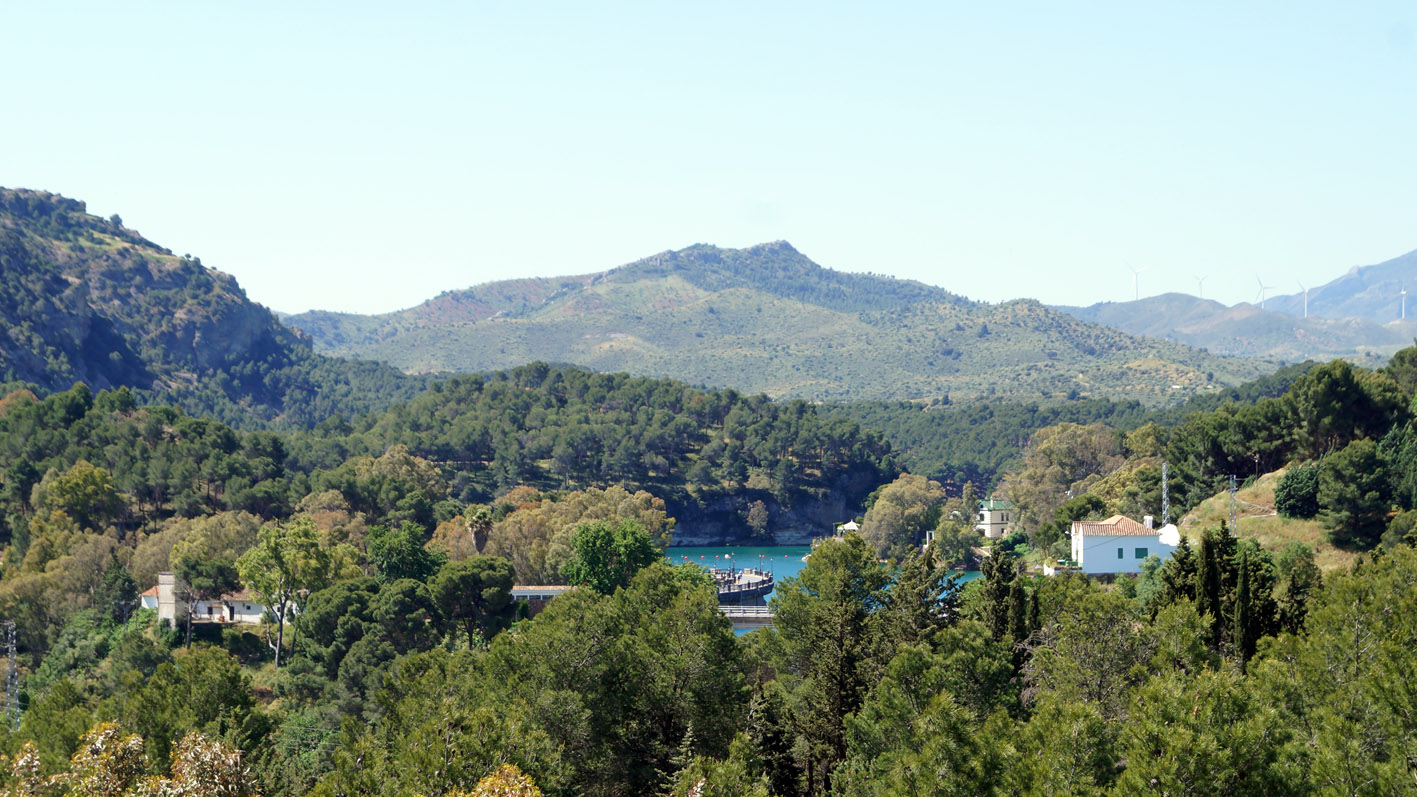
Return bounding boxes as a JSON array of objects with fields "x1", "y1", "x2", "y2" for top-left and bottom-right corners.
[
  {"x1": 1255, "y1": 276, "x2": 1275, "y2": 310},
  {"x1": 1194, "y1": 275, "x2": 1207, "y2": 300},
  {"x1": 1130, "y1": 265, "x2": 1145, "y2": 302},
  {"x1": 1297, "y1": 281, "x2": 1308, "y2": 318}
]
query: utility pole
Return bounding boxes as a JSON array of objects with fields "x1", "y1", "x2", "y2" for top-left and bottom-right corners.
[
  {"x1": 1229, "y1": 475, "x2": 1238, "y2": 534},
  {"x1": 2, "y1": 621, "x2": 15, "y2": 728}
]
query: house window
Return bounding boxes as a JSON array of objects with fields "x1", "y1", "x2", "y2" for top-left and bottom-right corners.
[
  {"x1": 1117, "y1": 547, "x2": 1124, "y2": 559},
  {"x1": 1135, "y1": 547, "x2": 1148, "y2": 559}
]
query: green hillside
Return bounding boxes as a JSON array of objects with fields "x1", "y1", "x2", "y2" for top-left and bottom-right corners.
[
  {"x1": 286, "y1": 242, "x2": 1272, "y2": 404},
  {"x1": 0, "y1": 188, "x2": 425, "y2": 427},
  {"x1": 1178, "y1": 468, "x2": 1356, "y2": 573}
]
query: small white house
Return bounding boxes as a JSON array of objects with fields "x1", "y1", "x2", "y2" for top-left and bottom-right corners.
[
  {"x1": 156, "y1": 572, "x2": 267, "y2": 625},
  {"x1": 139, "y1": 585, "x2": 159, "y2": 611},
  {"x1": 976, "y1": 498, "x2": 1016, "y2": 539},
  {"x1": 1069, "y1": 515, "x2": 1178, "y2": 575}
]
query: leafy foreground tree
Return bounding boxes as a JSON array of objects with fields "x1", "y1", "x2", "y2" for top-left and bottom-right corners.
[
  {"x1": 171, "y1": 557, "x2": 239, "y2": 649},
  {"x1": 236, "y1": 516, "x2": 361, "y2": 667},
  {"x1": 453, "y1": 764, "x2": 543, "y2": 797},
  {"x1": 3, "y1": 721, "x2": 256, "y2": 797},
  {"x1": 769, "y1": 533, "x2": 893, "y2": 792},
  {"x1": 312, "y1": 562, "x2": 744, "y2": 796},
  {"x1": 559, "y1": 517, "x2": 659, "y2": 595}
]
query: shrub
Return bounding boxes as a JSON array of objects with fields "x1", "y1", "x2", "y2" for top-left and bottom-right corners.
[{"x1": 1275, "y1": 464, "x2": 1320, "y2": 519}]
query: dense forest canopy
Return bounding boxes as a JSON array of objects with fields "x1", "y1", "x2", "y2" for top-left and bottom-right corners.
[
  {"x1": 0, "y1": 342, "x2": 1415, "y2": 792},
  {"x1": 4, "y1": 185, "x2": 1417, "y2": 792},
  {"x1": 832, "y1": 360, "x2": 1321, "y2": 489}
]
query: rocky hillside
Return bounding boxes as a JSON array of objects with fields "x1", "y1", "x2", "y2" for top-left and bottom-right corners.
[
  {"x1": 0, "y1": 188, "x2": 422, "y2": 427},
  {"x1": 1059, "y1": 292, "x2": 1412, "y2": 363},
  {"x1": 1264, "y1": 246, "x2": 1417, "y2": 323},
  {"x1": 286, "y1": 242, "x2": 1272, "y2": 405}
]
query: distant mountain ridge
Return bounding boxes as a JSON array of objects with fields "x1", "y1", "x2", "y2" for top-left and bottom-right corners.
[
  {"x1": 1265, "y1": 247, "x2": 1417, "y2": 323},
  {"x1": 1057, "y1": 292, "x2": 1413, "y2": 362},
  {"x1": 285, "y1": 242, "x2": 1271, "y2": 405},
  {"x1": 0, "y1": 187, "x2": 423, "y2": 426}
]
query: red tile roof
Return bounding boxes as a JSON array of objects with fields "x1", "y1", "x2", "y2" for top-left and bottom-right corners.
[
  {"x1": 140, "y1": 585, "x2": 159, "y2": 598},
  {"x1": 1071, "y1": 515, "x2": 1155, "y2": 537}
]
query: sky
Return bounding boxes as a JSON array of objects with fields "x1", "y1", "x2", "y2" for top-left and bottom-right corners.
[{"x1": 2, "y1": 2, "x2": 1415, "y2": 315}]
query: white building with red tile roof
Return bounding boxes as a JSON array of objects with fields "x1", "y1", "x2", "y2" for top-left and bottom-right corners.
[
  {"x1": 1069, "y1": 515, "x2": 1178, "y2": 575},
  {"x1": 155, "y1": 573, "x2": 267, "y2": 625}
]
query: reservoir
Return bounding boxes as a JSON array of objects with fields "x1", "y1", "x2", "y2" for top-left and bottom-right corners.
[{"x1": 667, "y1": 544, "x2": 981, "y2": 606}]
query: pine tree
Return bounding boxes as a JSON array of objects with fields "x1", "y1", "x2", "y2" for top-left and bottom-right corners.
[{"x1": 92, "y1": 555, "x2": 138, "y2": 626}]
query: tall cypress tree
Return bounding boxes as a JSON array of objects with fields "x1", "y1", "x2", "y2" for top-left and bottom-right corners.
[
  {"x1": 1007, "y1": 576, "x2": 1028, "y2": 643},
  {"x1": 888, "y1": 542, "x2": 959, "y2": 648},
  {"x1": 1196, "y1": 529, "x2": 1224, "y2": 650},
  {"x1": 1156, "y1": 534, "x2": 1197, "y2": 611},
  {"x1": 979, "y1": 550, "x2": 1016, "y2": 641},
  {"x1": 1231, "y1": 547, "x2": 1253, "y2": 668},
  {"x1": 747, "y1": 686, "x2": 799, "y2": 797}
]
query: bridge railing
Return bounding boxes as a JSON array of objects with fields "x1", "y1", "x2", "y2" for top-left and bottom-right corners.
[{"x1": 718, "y1": 605, "x2": 773, "y2": 617}]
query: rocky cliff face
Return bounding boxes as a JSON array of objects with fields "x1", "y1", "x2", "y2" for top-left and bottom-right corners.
[
  {"x1": 667, "y1": 494, "x2": 858, "y2": 546},
  {"x1": 0, "y1": 187, "x2": 421, "y2": 426},
  {"x1": 666, "y1": 468, "x2": 878, "y2": 546},
  {"x1": 0, "y1": 188, "x2": 297, "y2": 392}
]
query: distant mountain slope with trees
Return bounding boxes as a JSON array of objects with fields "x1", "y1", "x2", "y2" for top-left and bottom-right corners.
[
  {"x1": 1058, "y1": 292, "x2": 1412, "y2": 361},
  {"x1": 0, "y1": 188, "x2": 425, "y2": 427},
  {"x1": 285, "y1": 242, "x2": 1272, "y2": 405}
]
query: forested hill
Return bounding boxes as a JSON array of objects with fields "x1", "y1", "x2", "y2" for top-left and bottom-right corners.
[
  {"x1": 285, "y1": 241, "x2": 1272, "y2": 405},
  {"x1": 831, "y1": 361, "x2": 1321, "y2": 491},
  {"x1": 0, "y1": 188, "x2": 424, "y2": 427},
  {"x1": 291, "y1": 363, "x2": 895, "y2": 542}
]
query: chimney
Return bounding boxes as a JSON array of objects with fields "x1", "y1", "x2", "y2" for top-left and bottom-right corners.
[{"x1": 1143, "y1": 515, "x2": 1154, "y2": 529}]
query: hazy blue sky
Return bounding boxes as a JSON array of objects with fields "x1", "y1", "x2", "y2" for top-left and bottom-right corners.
[{"x1": 3, "y1": 2, "x2": 1414, "y2": 314}]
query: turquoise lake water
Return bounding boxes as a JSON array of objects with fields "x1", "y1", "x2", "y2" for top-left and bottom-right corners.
[{"x1": 666, "y1": 544, "x2": 980, "y2": 605}]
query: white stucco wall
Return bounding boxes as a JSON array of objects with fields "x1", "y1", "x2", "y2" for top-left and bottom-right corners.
[{"x1": 1072, "y1": 533, "x2": 1175, "y2": 575}]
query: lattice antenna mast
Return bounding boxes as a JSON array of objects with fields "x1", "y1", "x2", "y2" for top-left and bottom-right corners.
[
  {"x1": 3, "y1": 620, "x2": 15, "y2": 728},
  {"x1": 1228, "y1": 475, "x2": 1238, "y2": 533},
  {"x1": 1161, "y1": 462, "x2": 1170, "y2": 525}
]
